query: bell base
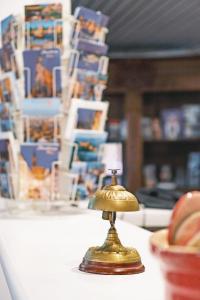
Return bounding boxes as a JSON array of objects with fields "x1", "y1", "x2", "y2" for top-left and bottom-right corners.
[{"x1": 79, "y1": 258, "x2": 145, "y2": 275}]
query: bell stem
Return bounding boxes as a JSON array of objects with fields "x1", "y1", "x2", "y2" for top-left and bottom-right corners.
[
  {"x1": 102, "y1": 211, "x2": 116, "y2": 226},
  {"x1": 110, "y1": 212, "x2": 116, "y2": 227}
]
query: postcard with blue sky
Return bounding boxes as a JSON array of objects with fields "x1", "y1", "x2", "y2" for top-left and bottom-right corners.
[
  {"x1": 19, "y1": 143, "x2": 59, "y2": 200},
  {"x1": 73, "y1": 131, "x2": 107, "y2": 162},
  {"x1": 70, "y1": 69, "x2": 106, "y2": 101},
  {"x1": 73, "y1": 6, "x2": 109, "y2": 42},
  {"x1": 71, "y1": 160, "x2": 105, "y2": 199},
  {"x1": 25, "y1": 19, "x2": 62, "y2": 49},
  {"x1": 23, "y1": 49, "x2": 61, "y2": 98}
]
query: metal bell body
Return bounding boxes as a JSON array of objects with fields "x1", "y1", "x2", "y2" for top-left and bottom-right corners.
[{"x1": 88, "y1": 183, "x2": 139, "y2": 212}]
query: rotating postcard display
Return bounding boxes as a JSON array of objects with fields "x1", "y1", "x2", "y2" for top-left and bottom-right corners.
[{"x1": 0, "y1": 2, "x2": 110, "y2": 207}]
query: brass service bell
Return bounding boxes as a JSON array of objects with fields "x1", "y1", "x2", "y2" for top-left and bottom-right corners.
[{"x1": 79, "y1": 169, "x2": 145, "y2": 275}]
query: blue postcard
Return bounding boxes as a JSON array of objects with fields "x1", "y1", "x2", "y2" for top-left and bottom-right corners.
[
  {"x1": 19, "y1": 143, "x2": 59, "y2": 200},
  {"x1": 73, "y1": 131, "x2": 107, "y2": 161},
  {"x1": 71, "y1": 161, "x2": 105, "y2": 199},
  {"x1": 23, "y1": 48, "x2": 61, "y2": 98},
  {"x1": 1, "y1": 15, "x2": 18, "y2": 48},
  {"x1": 71, "y1": 69, "x2": 107, "y2": 101},
  {"x1": 0, "y1": 103, "x2": 13, "y2": 132},
  {"x1": 23, "y1": 98, "x2": 61, "y2": 143},
  {"x1": 69, "y1": 39, "x2": 108, "y2": 72},
  {"x1": 73, "y1": 6, "x2": 109, "y2": 42},
  {"x1": 76, "y1": 108, "x2": 103, "y2": 131},
  {"x1": 69, "y1": 51, "x2": 99, "y2": 72},
  {"x1": 75, "y1": 39, "x2": 108, "y2": 55}
]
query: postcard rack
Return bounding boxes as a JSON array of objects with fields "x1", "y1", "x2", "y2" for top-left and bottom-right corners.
[{"x1": 0, "y1": 2, "x2": 111, "y2": 212}]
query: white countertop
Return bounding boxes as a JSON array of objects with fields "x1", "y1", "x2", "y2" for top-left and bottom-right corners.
[{"x1": 0, "y1": 212, "x2": 165, "y2": 300}]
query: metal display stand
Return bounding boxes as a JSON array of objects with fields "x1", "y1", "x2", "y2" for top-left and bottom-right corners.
[{"x1": 0, "y1": 3, "x2": 110, "y2": 213}]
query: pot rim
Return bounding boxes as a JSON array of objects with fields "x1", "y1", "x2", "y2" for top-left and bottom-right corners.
[{"x1": 150, "y1": 229, "x2": 200, "y2": 257}]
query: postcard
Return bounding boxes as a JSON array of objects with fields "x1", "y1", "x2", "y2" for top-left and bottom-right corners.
[
  {"x1": 23, "y1": 116, "x2": 60, "y2": 143},
  {"x1": 0, "y1": 72, "x2": 20, "y2": 109},
  {"x1": 22, "y1": 97, "x2": 60, "y2": 116},
  {"x1": 1, "y1": 15, "x2": 18, "y2": 48},
  {"x1": 0, "y1": 103, "x2": 14, "y2": 132},
  {"x1": 25, "y1": 3, "x2": 62, "y2": 21},
  {"x1": 65, "y1": 99, "x2": 109, "y2": 139},
  {"x1": 0, "y1": 132, "x2": 17, "y2": 198},
  {"x1": 74, "y1": 39, "x2": 108, "y2": 55},
  {"x1": 19, "y1": 143, "x2": 59, "y2": 201},
  {"x1": 77, "y1": 108, "x2": 103, "y2": 130},
  {"x1": 25, "y1": 3, "x2": 62, "y2": 49},
  {"x1": 69, "y1": 69, "x2": 107, "y2": 101},
  {"x1": 71, "y1": 161, "x2": 105, "y2": 199},
  {"x1": 72, "y1": 131, "x2": 108, "y2": 162},
  {"x1": 68, "y1": 50, "x2": 99, "y2": 73},
  {"x1": 23, "y1": 48, "x2": 61, "y2": 97},
  {"x1": 0, "y1": 72, "x2": 20, "y2": 133},
  {"x1": 22, "y1": 97, "x2": 61, "y2": 143},
  {"x1": 0, "y1": 43, "x2": 20, "y2": 79},
  {"x1": 25, "y1": 19, "x2": 62, "y2": 49},
  {"x1": 73, "y1": 6, "x2": 109, "y2": 42}
]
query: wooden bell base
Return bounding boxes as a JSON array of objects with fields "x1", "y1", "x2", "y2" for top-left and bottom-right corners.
[{"x1": 79, "y1": 258, "x2": 145, "y2": 275}]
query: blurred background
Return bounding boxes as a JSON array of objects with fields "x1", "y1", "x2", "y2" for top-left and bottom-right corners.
[{"x1": 69, "y1": 0, "x2": 200, "y2": 193}]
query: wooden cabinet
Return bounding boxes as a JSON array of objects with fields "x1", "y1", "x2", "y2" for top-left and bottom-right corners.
[
  {"x1": 142, "y1": 91, "x2": 200, "y2": 191},
  {"x1": 106, "y1": 58, "x2": 200, "y2": 192}
]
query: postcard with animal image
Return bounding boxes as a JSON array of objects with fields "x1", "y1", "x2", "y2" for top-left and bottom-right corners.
[
  {"x1": 72, "y1": 6, "x2": 109, "y2": 42},
  {"x1": 23, "y1": 49, "x2": 61, "y2": 98},
  {"x1": 25, "y1": 19, "x2": 62, "y2": 49},
  {"x1": 0, "y1": 132, "x2": 17, "y2": 198},
  {"x1": 0, "y1": 43, "x2": 20, "y2": 79},
  {"x1": 19, "y1": 143, "x2": 59, "y2": 201},
  {"x1": 72, "y1": 131, "x2": 107, "y2": 162},
  {"x1": 69, "y1": 69, "x2": 107, "y2": 101},
  {"x1": 65, "y1": 99, "x2": 109, "y2": 139},
  {"x1": 1, "y1": 15, "x2": 18, "y2": 48},
  {"x1": 71, "y1": 161, "x2": 105, "y2": 199}
]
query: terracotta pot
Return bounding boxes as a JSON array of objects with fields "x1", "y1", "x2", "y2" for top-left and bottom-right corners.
[{"x1": 150, "y1": 229, "x2": 200, "y2": 300}]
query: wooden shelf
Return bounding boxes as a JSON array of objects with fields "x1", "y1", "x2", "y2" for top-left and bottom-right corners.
[
  {"x1": 178, "y1": 186, "x2": 200, "y2": 192},
  {"x1": 143, "y1": 138, "x2": 200, "y2": 143}
]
